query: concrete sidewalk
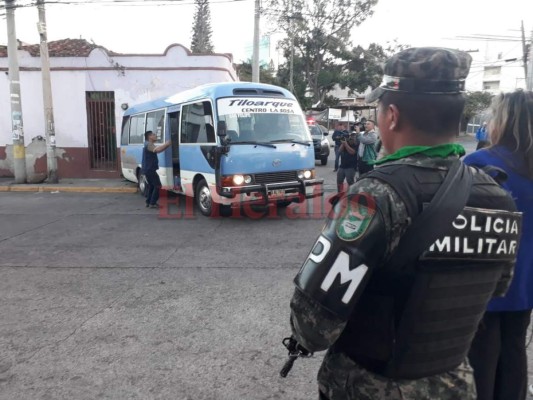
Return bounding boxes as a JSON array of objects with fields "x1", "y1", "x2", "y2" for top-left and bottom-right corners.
[{"x1": 0, "y1": 178, "x2": 138, "y2": 194}]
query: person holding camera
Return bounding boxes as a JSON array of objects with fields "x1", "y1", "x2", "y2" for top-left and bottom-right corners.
[
  {"x1": 336, "y1": 132, "x2": 358, "y2": 192},
  {"x1": 332, "y1": 123, "x2": 348, "y2": 172}
]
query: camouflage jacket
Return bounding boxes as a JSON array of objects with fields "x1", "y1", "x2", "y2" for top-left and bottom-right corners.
[{"x1": 290, "y1": 154, "x2": 480, "y2": 400}]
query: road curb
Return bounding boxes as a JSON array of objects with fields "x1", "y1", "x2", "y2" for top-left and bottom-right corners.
[{"x1": 0, "y1": 185, "x2": 137, "y2": 193}]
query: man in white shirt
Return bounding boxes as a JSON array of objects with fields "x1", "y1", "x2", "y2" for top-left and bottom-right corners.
[{"x1": 357, "y1": 120, "x2": 378, "y2": 176}]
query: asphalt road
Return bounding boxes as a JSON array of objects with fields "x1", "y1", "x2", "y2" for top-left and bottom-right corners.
[{"x1": 1, "y1": 134, "x2": 531, "y2": 400}]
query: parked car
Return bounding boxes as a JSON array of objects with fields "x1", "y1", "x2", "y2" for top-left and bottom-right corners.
[{"x1": 308, "y1": 123, "x2": 330, "y2": 165}]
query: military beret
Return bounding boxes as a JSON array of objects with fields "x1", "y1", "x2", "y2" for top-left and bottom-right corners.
[{"x1": 366, "y1": 47, "x2": 472, "y2": 103}]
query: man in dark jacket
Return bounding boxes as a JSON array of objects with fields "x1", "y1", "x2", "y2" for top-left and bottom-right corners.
[
  {"x1": 288, "y1": 47, "x2": 522, "y2": 400},
  {"x1": 331, "y1": 123, "x2": 348, "y2": 172},
  {"x1": 142, "y1": 130, "x2": 171, "y2": 208},
  {"x1": 336, "y1": 132, "x2": 358, "y2": 192}
]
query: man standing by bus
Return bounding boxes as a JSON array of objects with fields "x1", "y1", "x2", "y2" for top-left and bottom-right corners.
[{"x1": 142, "y1": 130, "x2": 171, "y2": 208}]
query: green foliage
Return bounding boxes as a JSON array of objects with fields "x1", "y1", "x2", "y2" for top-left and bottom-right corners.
[
  {"x1": 191, "y1": 0, "x2": 214, "y2": 53},
  {"x1": 267, "y1": 0, "x2": 379, "y2": 104},
  {"x1": 275, "y1": 52, "x2": 313, "y2": 108},
  {"x1": 236, "y1": 60, "x2": 279, "y2": 86},
  {"x1": 340, "y1": 41, "x2": 408, "y2": 95},
  {"x1": 463, "y1": 91, "x2": 493, "y2": 122}
]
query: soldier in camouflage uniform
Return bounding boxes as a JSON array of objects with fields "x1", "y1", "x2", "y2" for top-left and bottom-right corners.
[{"x1": 288, "y1": 47, "x2": 522, "y2": 400}]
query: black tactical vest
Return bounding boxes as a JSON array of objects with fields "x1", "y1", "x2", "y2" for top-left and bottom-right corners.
[{"x1": 333, "y1": 161, "x2": 521, "y2": 379}]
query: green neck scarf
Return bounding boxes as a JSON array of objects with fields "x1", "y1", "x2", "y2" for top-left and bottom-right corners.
[{"x1": 374, "y1": 143, "x2": 465, "y2": 165}]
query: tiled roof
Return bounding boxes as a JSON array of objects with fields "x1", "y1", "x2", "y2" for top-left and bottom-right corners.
[{"x1": 0, "y1": 38, "x2": 119, "y2": 57}]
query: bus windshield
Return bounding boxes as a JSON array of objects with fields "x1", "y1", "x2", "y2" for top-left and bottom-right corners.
[{"x1": 217, "y1": 97, "x2": 311, "y2": 144}]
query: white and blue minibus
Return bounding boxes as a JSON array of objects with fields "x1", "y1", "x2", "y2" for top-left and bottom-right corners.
[{"x1": 120, "y1": 82, "x2": 324, "y2": 216}]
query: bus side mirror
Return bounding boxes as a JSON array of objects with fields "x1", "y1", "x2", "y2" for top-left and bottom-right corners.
[
  {"x1": 217, "y1": 121, "x2": 230, "y2": 154},
  {"x1": 217, "y1": 121, "x2": 227, "y2": 139}
]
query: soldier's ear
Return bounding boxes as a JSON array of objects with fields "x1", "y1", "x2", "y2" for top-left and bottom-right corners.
[{"x1": 386, "y1": 104, "x2": 400, "y2": 131}]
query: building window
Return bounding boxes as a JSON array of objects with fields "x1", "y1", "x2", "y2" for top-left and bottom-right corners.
[
  {"x1": 483, "y1": 81, "x2": 500, "y2": 91},
  {"x1": 484, "y1": 66, "x2": 501, "y2": 78}
]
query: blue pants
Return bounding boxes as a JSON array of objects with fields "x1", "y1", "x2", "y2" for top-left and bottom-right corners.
[
  {"x1": 334, "y1": 146, "x2": 340, "y2": 170},
  {"x1": 145, "y1": 170, "x2": 162, "y2": 206}
]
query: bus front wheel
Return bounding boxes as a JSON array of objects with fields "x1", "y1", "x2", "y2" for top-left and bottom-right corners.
[
  {"x1": 137, "y1": 171, "x2": 147, "y2": 196},
  {"x1": 195, "y1": 179, "x2": 215, "y2": 217}
]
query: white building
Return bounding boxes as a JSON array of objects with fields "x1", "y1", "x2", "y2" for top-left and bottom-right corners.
[
  {"x1": 465, "y1": 41, "x2": 528, "y2": 94},
  {"x1": 0, "y1": 39, "x2": 237, "y2": 179}
]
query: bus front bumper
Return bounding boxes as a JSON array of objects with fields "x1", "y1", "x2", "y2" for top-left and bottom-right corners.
[{"x1": 217, "y1": 178, "x2": 324, "y2": 204}]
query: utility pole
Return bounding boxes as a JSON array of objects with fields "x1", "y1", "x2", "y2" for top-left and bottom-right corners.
[
  {"x1": 251, "y1": 0, "x2": 260, "y2": 82},
  {"x1": 37, "y1": 0, "x2": 58, "y2": 182},
  {"x1": 5, "y1": 0, "x2": 26, "y2": 183},
  {"x1": 289, "y1": 29, "x2": 294, "y2": 92},
  {"x1": 521, "y1": 21, "x2": 528, "y2": 87},
  {"x1": 288, "y1": 2, "x2": 295, "y2": 93},
  {"x1": 526, "y1": 29, "x2": 533, "y2": 90}
]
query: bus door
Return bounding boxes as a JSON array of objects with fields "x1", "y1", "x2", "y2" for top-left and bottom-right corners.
[
  {"x1": 179, "y1": 101, "x2": 217, "y2": 198},
  {"x1": 167, "y1": 105, "x2": 181, "y2": 191}
]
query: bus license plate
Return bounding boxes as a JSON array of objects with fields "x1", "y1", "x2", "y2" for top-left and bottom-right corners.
[{"x1": 269, "y1": 189, "x2": 285, "y2": 198}]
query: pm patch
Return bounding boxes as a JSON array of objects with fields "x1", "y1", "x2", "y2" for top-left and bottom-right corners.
[{"x1": 335, "y1": 193, "x2": 377, "y2": 242}]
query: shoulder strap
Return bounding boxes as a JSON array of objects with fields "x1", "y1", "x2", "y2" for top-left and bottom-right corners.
[
  {"x1": 375, "y1": 159, "x2": 473, "y2": 270},
  {"x1": 478, "y1": 165, "x2": 508, "y2": 185}
]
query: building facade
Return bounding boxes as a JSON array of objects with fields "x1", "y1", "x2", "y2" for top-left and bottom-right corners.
[
  {"x1": 0, "y1": 39, "x2": 237, "y2": 179},
  {"x1": 465, "y1": 40, "x2": 528, "y2": 94}
]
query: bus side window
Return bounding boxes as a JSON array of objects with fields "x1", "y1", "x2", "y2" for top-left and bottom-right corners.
[
  {"x1": 181, "y1": 101, "x2": 215, "y2": 144},
  {"x1": 181, "y1": 121, "x2": 199, "y2": 143},
  {"x1": 168, "y1": 111, "x2": 180, "y2": 164},
  {"x1": 146, "y1": 110, "x2": 165, "y2": 143},
  {"x1": 206, "y1": 123, "x2": 215, "y2": 143},
  {"x1": 121, "y1": 117, "x2": 131, "y2": 145},
  {"x1": 129, "y1": 114, "x2": 145, "y2": 144}
]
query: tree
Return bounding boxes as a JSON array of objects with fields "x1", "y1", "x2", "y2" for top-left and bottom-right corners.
[
  {"x1": 190, "y1": 0, "x2": 214, "y2": 53},
  {"x1": 275, "y1": 52, "x2": 314, "y2": 108},
  {"x1": 462, "y1": 91, "x2": 493, "y2": 131},
  {"x1": 463, "y1": 91, "x2": 493, "y2": 121},
  {"x1": 340, "y1": 41, "x2": 408, "y2": 96},
  {"x1": 236, "y1": 60, "x2": 278, "y2": 85},
  {"x1": 266, "y1": 0, "x2": 378, "y2": 104}
]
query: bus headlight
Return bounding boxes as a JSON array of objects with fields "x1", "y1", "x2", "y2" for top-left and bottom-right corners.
[
  {"x1": 233, "y1": 175, "x2": 244, "y2": 185},
  {"x1": 298, "y1": 169, "x2": 314, "y2": 180},
  {"x1": 232, "y1": 175, "x2": 252, "y2": 185}
]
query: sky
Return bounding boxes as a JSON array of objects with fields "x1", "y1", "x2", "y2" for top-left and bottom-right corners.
[{"x1": 0, "y1": 0, "x2": 532, "y2": 68}]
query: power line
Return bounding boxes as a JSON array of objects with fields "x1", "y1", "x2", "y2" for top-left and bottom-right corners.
[
  {"x1": 0, "y1": 0, "x2": 252, "y2": 16},
  {"x1": 464, "y1": 42, "x2": 523, "y2": 81}
]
